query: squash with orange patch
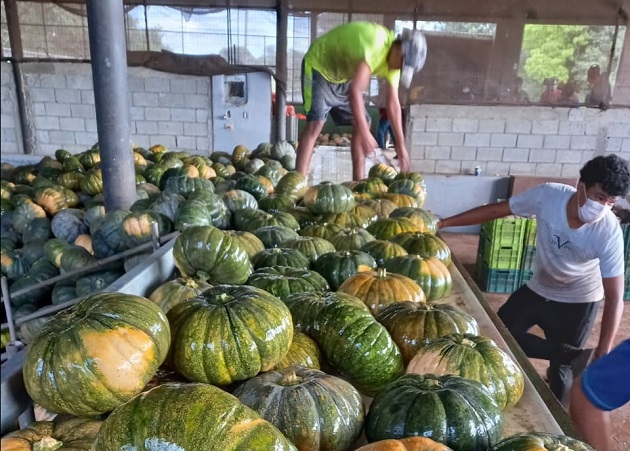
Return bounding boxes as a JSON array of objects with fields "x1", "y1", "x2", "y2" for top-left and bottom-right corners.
[
  {"x1": 356, "y1": 437, "x2": 453, "y2": 451},
  {"x1": 23, "y1": 292, "x2": 171, "y2": 417},
  {"x1": 1, "y1": 417, "x2": 103, "y2": 451}
]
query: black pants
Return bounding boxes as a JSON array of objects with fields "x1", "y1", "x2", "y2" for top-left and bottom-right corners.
[{"x1": 498, "y1": 284, "x2": 599, "y2": 402}]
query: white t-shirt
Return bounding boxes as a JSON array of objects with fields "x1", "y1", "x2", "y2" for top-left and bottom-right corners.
[{"x1": 509, "y1": 182, "x2": 624, "y2": 303}]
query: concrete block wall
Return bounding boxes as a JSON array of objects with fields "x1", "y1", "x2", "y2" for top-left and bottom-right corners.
[
  {"x1": 408, "y1": 105, "x2": 630, "y2": 177},
  {"x1": 1, "y1": 62, "x2": 212, "y2": 156},
  {"x1": 1, "y1": 63, "x2": 23, "y2": 154}
]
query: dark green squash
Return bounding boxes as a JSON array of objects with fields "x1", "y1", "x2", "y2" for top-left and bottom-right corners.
[
  {"x1": 407, "y1": 333, "x2": 525, "y2": 410},
  {"x1": 223, "y1": 230, "x2": 265, "y2": 258},
  {"x1": 251, "y1": 247, "x2": 310, "y2": 270},
  {"x1": 246, "y1": 266, "x2": 329, "y2": 300},
  {"x1": 303, "y1": 181, "x2": 355, "y2": 214},
  {"x1": 148, "y1": 277, "x2": 212, "y2": 313},
  {"x1": 298, "y1": 222, "x2": 345, "y2": 241},
  {"x1": 365, "y1": 373, "x2": 504, "y2": 450},
  {"x1": 253, "y1": 225, "x2": 300, "y2": 248},
  {"x1": 489, "y1": 433, "x2": 595, "y2": 451},
  {"x1": 360, "y1": 239, "x2": 409, "y2": 267},
  {"x1": 222, "y1": 189, "x2": 258, "y2": 212},
  {"x1": 384, "y1": 255, "x2": 452, "y2": 301},
  {"x1": 75, "y1": 269, "x2": 124, "y2": 297},
  {"x1": 167, "y1": 285, "x2": 293, "y2": 385},
  {"x1": 280, "y1": 236, "x2": 336, "y2": 266},
  {"x1": 272, "y1": 331, "x2": 321, "y2": 371},
  {"x1": 284, "y1": 291, "x2": 404, "y2": 396},
  {"x1": 329, "y1": 227, "x2": 376, "y2": 251},
  {"x1": 173, "y1": 225, "x2": 252, "y2": 284},
  {"x1": 390, "y1": 232, "x2": 452, "y2": 267},
  {"x1": 234, "y1": 367, "x2": 365, "y2": 451},
  {"x1": 313, "y1": 250, "x2": 377, "y2": 290}
]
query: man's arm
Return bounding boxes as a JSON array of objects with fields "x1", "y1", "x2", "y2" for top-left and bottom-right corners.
[
  {"x1": 595, "y1": 276, "x2": 624, "y2": 360},
  {"x1": 439, "y1": 200, "x2": 513, "y2": 229},
  {"x1": 385, "y1": 82, "x2": 409, "y2": 172},
  {"x1": 349, "y1": 61, "x2": 377, "y2": 154}
]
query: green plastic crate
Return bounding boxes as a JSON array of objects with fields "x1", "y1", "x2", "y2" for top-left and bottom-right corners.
[
  {"x1": 523, "y1": 218, "x2": 537, "y2": 247},
  {"x1": 478, "y1": 232, "x2": 524, "y2": 270},
  {"x1": 521, "y1": 245, "x2": 536, "y2": 271},
  {"x1": 478, "y1": 262, "x2": 521, "y2": 293},
  {"x1": 481, "y1": 217, "x2": 527, "y2": 245}
]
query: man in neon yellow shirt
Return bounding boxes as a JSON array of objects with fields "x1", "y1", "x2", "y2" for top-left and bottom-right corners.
[{"x1": 296, "y1": 22, "x2": 427, "y2": 180}]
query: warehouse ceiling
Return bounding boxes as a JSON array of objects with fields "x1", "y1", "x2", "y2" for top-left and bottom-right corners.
[{"x1": 11, "y1": 0, "x2": 630, "y2": 25}]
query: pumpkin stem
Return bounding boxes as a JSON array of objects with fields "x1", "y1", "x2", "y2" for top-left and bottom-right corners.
[
  {"x1": 33, "y1": 437, "x2": 64, "y2": 451},
  {"x1": 461, "y1": 338, "x2": 476, "y2": 348},
  {"x1": 377, "y1": 267, "x2": 387, "y2": 278},
  {"x1": 279, "y1": 369, "x2": 302, "y2": 386}
]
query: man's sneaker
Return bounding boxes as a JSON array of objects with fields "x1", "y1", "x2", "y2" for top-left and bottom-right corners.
[{"x1": 570, "y1": 348, "x2": 594, "y2": 379}]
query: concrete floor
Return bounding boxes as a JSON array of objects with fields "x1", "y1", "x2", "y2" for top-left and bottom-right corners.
[{"x1": 442, "y1": 232, "x2": 630, "y2": 451}]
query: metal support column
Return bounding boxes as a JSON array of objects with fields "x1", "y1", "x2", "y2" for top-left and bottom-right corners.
[
  {"x1": 86, "y1": 0, "x2": 137, "y2": 211},
  {"x1": 275, "y1": 0, "x2": 288, "y2": 142},
  {"x1": 4, "y1": 0, "x2": 35, "y2": 155}
]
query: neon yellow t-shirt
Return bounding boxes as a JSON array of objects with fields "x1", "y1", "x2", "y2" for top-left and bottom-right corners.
[{"x1": 304, "y1": 22, "x2": 400, "y2": 87}]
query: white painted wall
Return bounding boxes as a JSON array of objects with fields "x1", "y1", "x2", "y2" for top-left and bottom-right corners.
[
  {"x1": 1, "y1": 63, "x2": 23, "y2": 154},
  {"x1": 408, "y1": 104, "x2": 630, "y2": 177}
]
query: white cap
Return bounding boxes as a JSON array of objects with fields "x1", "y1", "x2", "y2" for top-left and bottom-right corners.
[{"x1": 398, "y1": 29, "x2": 427, "y2": 88}]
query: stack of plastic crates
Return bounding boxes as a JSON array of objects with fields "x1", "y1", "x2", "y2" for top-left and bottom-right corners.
[
  {"x1": 519, "y1": 218, "x2": 537, "y2": 286},
  {"x1": 623, "y1": 223, "x2": 630, "y2": 301},
  {"x1": 476, "y1": 217, "x2": 527, "y2": 293}
]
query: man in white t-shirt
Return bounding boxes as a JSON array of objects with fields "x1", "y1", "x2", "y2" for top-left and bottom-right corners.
[{"x1": 438, "y1": 154, "x2": 630, "y2": 402}]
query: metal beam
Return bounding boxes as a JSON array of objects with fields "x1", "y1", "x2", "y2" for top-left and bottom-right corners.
[
  {"x1": 4, "y1": 0, "x2": 36, "y2": 155},
  {"x1": 275, "y1": 0, "x2": 288, "y2": 142},
  {"x1": 86, "y1": 0, "x2": 137, "y2": 211}
]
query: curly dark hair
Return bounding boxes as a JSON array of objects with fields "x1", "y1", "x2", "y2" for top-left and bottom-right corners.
[{"x1": 579, "y1": 154, "x2": 630, "y2": 197}]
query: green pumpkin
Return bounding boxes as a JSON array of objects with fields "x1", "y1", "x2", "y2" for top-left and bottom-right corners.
[
  {"x1": 223, "y1": 230, "x2": 265, "y2": 258},
  {"x1": 313, "y1": 250, "x2": 377, "y2": 290},
  {"x1": 303, "y1": 181, "x2": 355, "y2": 215},
  {"x1": 44, "y1": 238, "x2": 73, "y2": 268},
  {"x1": 367, "y1": 217, "x2": 422, "y2": 240},
  {"x1": 80, "y1": 169, "x2": 103, "y2": 195},
  {"x1": 234, "y1": 367, "x2": 364, "y2": 451},
  {"x1": 353, "y1": 177, "x2": 389, "y2": 196},
  {"x1": 320, "y1": 211, "x2": 374, "y2": 229},
  {"x1": 246, "y1": 266, "x2": 329, "y2": 300},
  {"x1": 173, "y1": 225, "x2": 252, "y2": 284},
  {"x1": 51, "y1": 208, "x2": 88, "y2": 244},
  {"x1": 51, "y1": 280, "x2": 78, "y2": 305},
  {"x1": 62, "y1": 156, "x2": 85, "y2": 173},
  {"x1": 121, "y1": 210, "x2": 173, "y2": 248},
  {"x1": 1, "y1": 417, "x2": 103, "y2": 450},
  {"x1": 78, "y1": 149, "x2": 101, "y2": 169},
  {"x1": 393, "y1": 171, "x2": 427, "y2": 191},
  {"x1": 234, "y1": 174, "x2": 269, "y2": 200},
  {"x1": 390, "y1": 232, "x2": 452, "y2": 266},
  {"x1": 379, "y1": 192, "x2": 419, "y2": 209},
  {"x1": 1, "y1": 249, "x2": 31, "y2": 281},
  {"x1": 360, "y1": 198, "x2": 399, "y2": 219},
  {"x1": 376, "y1": 301, "x2": 479, "y2": 364},
  {"x1": 144, "y1": 193, "x2": 182, "y2": 223},
  {"x1": 94, "y1": 382, "x2": 297, "y2": 450},
  {"x1": 18, "y1": 314, "x2": 54, "y2": 344},
  {"x1": 365, "y1": 373, "x2": 504, "y2": 450},
  {"x1": 174, "y1": 199, "x2": 214, "y2": 230},
  {"x1": 167, "y1": 285, "x2": 293, "y2": 385},
  {"x1": 388, "y1": 178, "x2": 427, "y2": 207},
  {"x1": 389, "y1": 207, "x2": 439, "y2": 234},
  {"x1": 329, "y1": 227, "x2": 376, "y2": 251},
  {"x1": 360, "y1": 239, "x2": 409, "y2": 267},
  {"x1": 298, "y1": 222, "x2": 345, "y2": 241},
  {"x1": 148, "y1": 277, "x2": 212, "y2": 313},
  {"x1": 57, "y1": 171, "x2": 85, "y2": 191},
  {"x1": 23, "y1": 293, "x2": 171, "y2": 417},
  {"x1": 275, "y1": 171, "x2": 309, "y2": 200},
  {"x1": 163, "y1": 174, "x2": 215, "y2": 198},
  {"x1": 489, "y1": 433, "x2": 595, "y2": 451},
  {"x1": 283, "y1": 206, "x2": 320, "y2": 228},
  {"x1": 12, "y1": 200, "x2": 46, "y2": 234},
  {"x1": 258, "y1": 194, "x2": 296, "y2": 212},
  {"x1": 83, "y1": 204, "x2": 106, "y2": 228},
  {"x1": 368, "y1": 163, "x2": 398, "y2": 184},
  {"x1": 60, "y1": 245, "x2": 96, "y2": 273},
  {"x1": 280, "y1": 236, "x2": 336, "y2": 266},
  {"x1": 9, "y1": 260, "x2": 59, "y2": 308},
  {"x1": 407, "y1": 333, "x2": 525, "y2": 410},
  {"x1": 90, "y1": 209, "x2": 130, "y2": 258},
  {"x1": 284, "y1": 291, "x2": 404, "y2": 396},
  {"x1": 273, "y1": 331, "x2": 321, "y2": 370},
  {"x1": 251, "y1": 247, "x2": 310, "y2": 270},
  {"x1": 222, "y1": 189, "x2": 259, "y2": 212},
  {"x1": 22, "y1": 217, "x2": 53, "y2": 244},
  {"x1": 75, "y1": 270, "x2": 125, "y2": 297},
  {"x1": 253, "y1": 225, "x2": 300, "y2": 248},
  {"x1": 385, "y1": 255, "x2": 452, "y2": 301},
  {"x1": 256, "y1": 164, "x2": 285, "y2": 186}
]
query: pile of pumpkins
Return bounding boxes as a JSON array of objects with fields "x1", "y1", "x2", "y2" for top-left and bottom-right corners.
[
  {"x1": 317, "y1": 132, "x2": 352, "y2": 147},
  {"x1": 1, "y1": 143, "x2": 593, "y2": 450}
]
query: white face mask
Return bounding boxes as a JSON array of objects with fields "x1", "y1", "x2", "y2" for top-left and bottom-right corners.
[{"x1": 577, "y1": 185, "x2": 611, "y2": 223}]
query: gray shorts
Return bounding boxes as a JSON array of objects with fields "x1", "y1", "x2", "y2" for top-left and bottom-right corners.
[{"x1": 301, "y1": 59, "x2": 369, "y2": 126}]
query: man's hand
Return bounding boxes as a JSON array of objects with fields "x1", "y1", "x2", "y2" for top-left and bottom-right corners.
[
  {"x1": 354, "y1": 128, "x2": 379, "y2": 156},
  {"x1": 397, "y1": 149, "x2": 410, "y2": 172}
]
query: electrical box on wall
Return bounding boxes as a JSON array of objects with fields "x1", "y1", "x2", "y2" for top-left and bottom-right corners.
[{"x1": 212, "y1": 72, "x2": 272, "y2": 153}]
